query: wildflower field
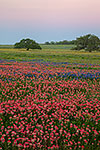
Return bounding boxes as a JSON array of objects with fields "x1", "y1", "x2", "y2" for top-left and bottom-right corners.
[{"x1": 0, "y1": 59, "x2": 100, "y2": 150}]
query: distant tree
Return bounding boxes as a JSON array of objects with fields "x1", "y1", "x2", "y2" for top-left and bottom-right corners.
[
  {"x1": 55, "y1": 40, "x2": 76, "y2": 45},
  {"x1": 14, "y1": 38, "x2": 42, "y2": 50},
  {"x1": 50, "y1": 41, "x2": 55, "y2": 45},
  {"x1": 75, "y1": 34, "x2": 100, "y2": 52},
  {"x1": 43, "y1": 40, "x2": 76, "y2": 45},
  {"x1": 57, "y1": 40, "x2": 69, "y2": 45},
  {"x1": 45, "y1": 42, "x2": 50, "y2": 45}
]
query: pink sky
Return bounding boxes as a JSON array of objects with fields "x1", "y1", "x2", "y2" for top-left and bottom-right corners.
[{"x1": 0, "y1": 0, "x2": 100, "y2": 43}]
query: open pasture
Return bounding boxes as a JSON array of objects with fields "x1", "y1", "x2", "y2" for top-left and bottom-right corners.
[
  {"x1": 0, "y1": 45, "x2": 100, "y2": 64},
  {"x1": 0, "y1": 59, "x2": 100, "y2": 149}
]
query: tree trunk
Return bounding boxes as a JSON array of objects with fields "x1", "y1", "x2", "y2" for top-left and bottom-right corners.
[
  {"x1": 27, "y1": 48, "x2": 29, "y2": 50},
  {"x1": 89, "y1": 49, "x2": 92, "y2": 52}
]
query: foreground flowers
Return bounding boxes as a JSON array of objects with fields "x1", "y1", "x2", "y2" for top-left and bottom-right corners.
[{"x1": 0, "y1": 60, "x2": 100, "y2": 149}]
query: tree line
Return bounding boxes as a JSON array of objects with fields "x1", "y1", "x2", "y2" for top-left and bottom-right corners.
[
  {"x1": 44, "y1": 40, "x2": 75, "y2": 45},
  {"x1": 14, "y1": 34, "x2": 100, "y2": 52}
]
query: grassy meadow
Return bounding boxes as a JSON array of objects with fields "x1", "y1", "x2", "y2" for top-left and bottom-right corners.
[{"x1": 0, "y1": 44, "x2": 100, "y2": 64}]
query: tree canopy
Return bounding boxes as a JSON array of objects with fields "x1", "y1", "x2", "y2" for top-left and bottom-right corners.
[
  {"x1": 14, "y1": 38, "x2": 42, "y2": 50},
  {"x1": 75, "y1": 34, "x2": 100, "y2": 52}
]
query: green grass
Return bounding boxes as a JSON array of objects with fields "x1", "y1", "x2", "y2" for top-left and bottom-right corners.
[
  {"x1": 0, "y1": 45, "x2": 14, "y2": 49},
  {"x1": 0, "y1": 45, "x2": 100, "y2": 64},
  {"x1": 0, "y1": 44, "x2": 74, "y2": 49},
  {"x1": 41, "y1": 44, "x2": 75, "y2": 49}
]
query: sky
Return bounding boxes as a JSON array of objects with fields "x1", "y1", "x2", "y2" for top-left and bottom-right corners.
[{"x1": 0, "y1": 0, "x2": 100, "y2": 44}]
